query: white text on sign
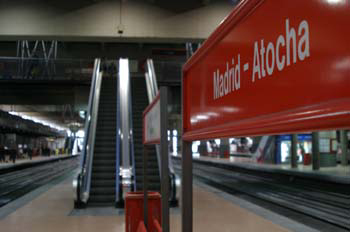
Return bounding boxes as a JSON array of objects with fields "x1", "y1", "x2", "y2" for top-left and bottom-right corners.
[{"x1": 213, "y1": 18, "x2": 310, "y2": 100}]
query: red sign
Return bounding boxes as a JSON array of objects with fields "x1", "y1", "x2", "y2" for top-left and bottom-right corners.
[
  {"x1": 143, "y1": 93, "x2": 161, "y2": 145},
  {"x1": 182, "y1": 0, "x2": 350, "y2": 141}
]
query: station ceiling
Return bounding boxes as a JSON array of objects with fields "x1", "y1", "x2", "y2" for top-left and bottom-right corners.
[{"x1": 44, "y1": 0, "x2": 231, "y2": 13}]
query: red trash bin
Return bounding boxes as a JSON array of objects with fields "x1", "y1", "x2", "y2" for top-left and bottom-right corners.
[
  {"x1": 125, "y1": 191, "x2": 161, "y2": 232},
  {"x1": 303, "y1": 153, "x2": 311, "y2": 165}
]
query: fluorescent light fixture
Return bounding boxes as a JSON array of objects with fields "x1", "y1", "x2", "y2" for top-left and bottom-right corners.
[
  {"x1": 326, "y1": 0, "x2": 346, "y2": 4},
  {"x1": 8, "y1": 111, "x2": 68, "y2": 131},
  {"x1": 79, "y1": 110, "x2": 85, "y2": 119}
]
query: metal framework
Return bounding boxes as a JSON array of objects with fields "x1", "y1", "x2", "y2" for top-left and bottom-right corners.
[
  {"x1": 185, "y1": 43, "x2": 201, "y2": 59},
  {"x1": 16, "y1": 40, "x2": 58, "y2": 79}
]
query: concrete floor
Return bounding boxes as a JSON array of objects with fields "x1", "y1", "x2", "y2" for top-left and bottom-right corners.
[{"x1": 0, "y1": 174, "x2": 291, "y2": 232}]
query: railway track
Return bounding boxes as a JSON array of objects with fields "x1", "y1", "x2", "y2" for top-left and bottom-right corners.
[
  {"x1": 0, "y1": 156, "x2": 78, "y2": 207},
  {"x1": 172, "y1": 157, "x2": 349, "y2": 232}
]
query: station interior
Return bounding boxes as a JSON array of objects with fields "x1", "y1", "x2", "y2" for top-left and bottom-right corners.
[{"x1": 0, "y1": 0, "x2": 349, "y2": 232}]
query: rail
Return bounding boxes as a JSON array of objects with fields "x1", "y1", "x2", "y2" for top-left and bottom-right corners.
[
  {"x1": 172, "y1": 156, "x2": 350, "y2": 230},
  {"x1": 74, "y1": 58, "x2": 102, "y2": 206},
  {"x1": 128, "y1": 81, "x2": 136, "y2": 191},
  {"x1": 0, "y1": 57, "x2": 94, "y2": 81}
]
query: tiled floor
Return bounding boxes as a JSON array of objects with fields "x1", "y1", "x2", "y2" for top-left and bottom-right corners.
[{"x1": 0, "y1": 174, "x2": 290, "y2": 232}]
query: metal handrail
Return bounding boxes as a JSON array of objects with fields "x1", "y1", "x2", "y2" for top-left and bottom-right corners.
[
  {"x1": 115, "y1": 62, "x2": 122, "y2": 203},
  {"x1": 75, "y1": 58, "x2": 102, "y2": 205},
  {"x1": 85, "y1": 70, "x2": 103, "y2": 200},
  {"x1": 128, "y1": 75, "x2": 136, "y2": 191}
]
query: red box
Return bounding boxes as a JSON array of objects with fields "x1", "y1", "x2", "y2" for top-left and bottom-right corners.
[
  {"x1": 125, "y1": 192, "x2": 161, "y2": 232},
  {"x1": 303, "y1": 153, "x2": 312, "y2": 166}
]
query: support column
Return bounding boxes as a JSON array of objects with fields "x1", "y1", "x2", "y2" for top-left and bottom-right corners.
[
  {"x1": 291, "y1": 134, "x2": 298, "y2": 168},
  {"x1": 220, "y1": 139, "x2": 230, "y2": 158},
  {"x1": 312, "y1": 132, "x2": 320, "y2": 170},
  {"x1": 182, "y1": 140, "x2": 193, "y2": 232},
  {"x1": 160, "y1": 86, "x2": 169, "y2": 232},
  {"x1": 340, "y1": 130, "x2": 348, "y2": 166},
  {"x1": 198, "y1": 140, "x2": 207, "y2": 157},
  {"x1": 143, "y1": 146, "x2": 149, "y2": 230}
]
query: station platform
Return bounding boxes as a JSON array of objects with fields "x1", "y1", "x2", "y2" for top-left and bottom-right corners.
[
  {"x1": 0, "y1": 154, "x2": 75, "y2": 171},
  {"x1": 189, "y1": 156, "x2": 350, "y2": 184},
  {"x1": 0, "y1": 171, "x2": 315, "y2": 232}
]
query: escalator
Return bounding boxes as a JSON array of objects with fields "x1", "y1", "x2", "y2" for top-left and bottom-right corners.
[
  {"x1": 75, "y1": 58, "x2": 176, "y2": 208},
  {"x1": 75, "y1": 59, "x2": 121, "y2": 208},
  {"x1": 131, "y1": 76, "x2": 161, "y2": 191},
  {"x1": 88, "y1": 77, "x2": 117, "y2": 206}
]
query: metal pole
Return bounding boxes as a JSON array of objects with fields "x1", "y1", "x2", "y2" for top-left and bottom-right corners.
[
  {"x1": 143, "y1": 146, "x2": 148, "y2": 230},
  {"x1": 291, "y1": 134, "x2": 298, "y2": 168},
  {"x1": 182, "y1": 140, "x2": 193, "y2": 232},
  {"x1": 312, "y1": 132, "x2": 320, "y2": 170},
  {"x1": 340, "y1": 130, "x2": 348, "y2": 166},
  {"x1": 160, "y1": 86, "x2": 169, "y2": 232}
]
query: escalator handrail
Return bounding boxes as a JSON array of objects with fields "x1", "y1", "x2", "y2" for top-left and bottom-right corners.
[
  {"x1": 115, "y1": 64, "x2": 121, "y2": 202},
  {"x1": 85, "y1": 70, "x2": 103, "y2": 201},
  {"x1": 128, "y1": 75, "x2": 136, "y2": 191},
  {"x1": 80, "y1": 59, "x2": 99, "y2": 173},
  {"x1": 76, "y1": 58, "x2": 101, "y2": 204}
]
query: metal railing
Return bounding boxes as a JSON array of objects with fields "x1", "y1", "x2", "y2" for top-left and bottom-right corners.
[
  {"x1": 115, "y1": 60, "x2": 123, "y2": 205},
  {"x1": 0, "y1": 57, "x2": 94, "y2": 81},
  {"x1": 128, "y1": 81, "x2": 136, "y2": 192},
  {"x1": 74, "y1": 58, "x2": 102, "y2": 206}
]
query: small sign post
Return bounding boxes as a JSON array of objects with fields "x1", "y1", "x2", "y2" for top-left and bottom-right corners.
[{"x1": 142, "y1": 87, "x2": 169, "y2": 232}]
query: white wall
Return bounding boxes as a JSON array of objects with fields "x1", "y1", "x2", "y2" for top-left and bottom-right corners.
[{"x1": 0, "y1": 0, "x2": 233, "y2": 42}]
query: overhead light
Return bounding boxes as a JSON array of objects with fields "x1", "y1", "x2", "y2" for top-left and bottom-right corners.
[
  {"x1": 326, "y1": 0, "x2": 346, "y2": 4},
  {"x1": 8, "y1": 111, "x2": 68, "y2": 131},
  {"x1": 79, "y1": 110, "x2": 86, "y2": 119}
]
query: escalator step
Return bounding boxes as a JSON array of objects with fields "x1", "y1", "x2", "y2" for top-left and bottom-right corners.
[
  {"x1": 91, "y1": 180, "x2": 116, "y2": 188},
  {"x1": 90, "y1": 187, "x2": 115, "y2": 195},
  {"x1": 88, "y1": 195, "x2": 115, "y2": 204},
  {"x1": 91, "y1": 172, "x2": 116, "y2": 179}
]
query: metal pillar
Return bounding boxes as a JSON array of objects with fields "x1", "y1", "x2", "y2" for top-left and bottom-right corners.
[
  {"x1": 291, "y1": 134, "x2": 298, "y2": 168},
  {"x1": 143, "y1": 146, "x2": 149, "y2": 230},
  {"x1": 198, "y1": 140, "x2": 207, "y2": 156},
  {"x1": 340, "y1": 130, "x2": 348, "y2": 166},
  {"x1": 312, "y1": 132, "x2": 320, "y2": 170},
  {"x1": 182, "y1": 140, "x2": 193, "y2": 232},
  {"x1": 220, "y1": 139, "x2": 230, "y2": 158},
  {"x1": 160, "y1": 86, "x2": 169, "y2": 232}
]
